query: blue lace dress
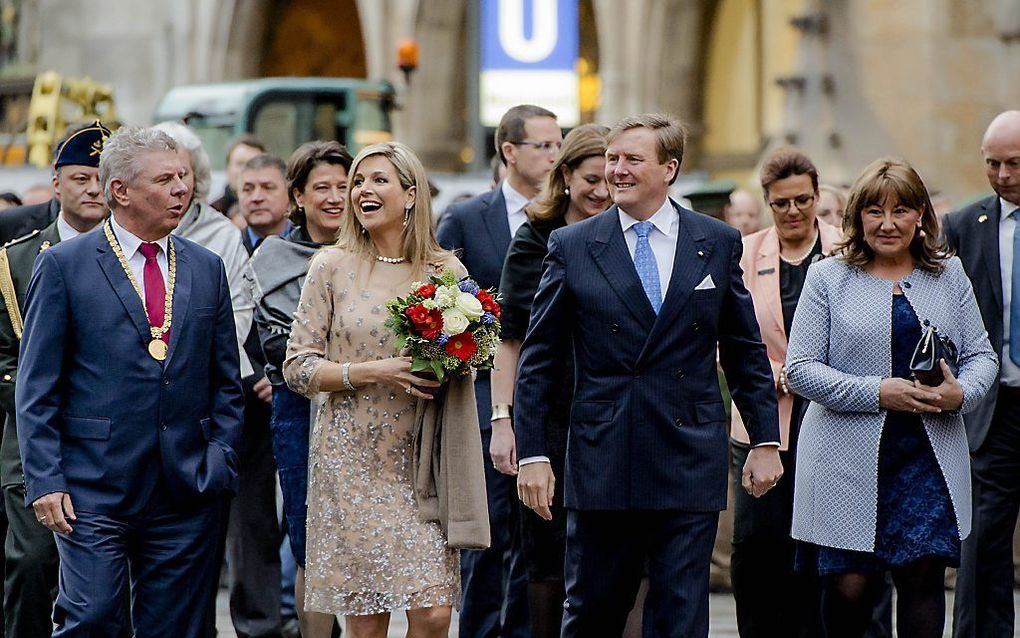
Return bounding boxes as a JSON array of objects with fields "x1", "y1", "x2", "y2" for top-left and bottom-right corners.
[{"x1": 810, "y1": 293, "x2": 960, "y2": 575}]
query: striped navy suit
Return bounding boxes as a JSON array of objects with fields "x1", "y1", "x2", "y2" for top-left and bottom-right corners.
[{"x1": 515, "y1": 201, "x2": 779, "y2": 637}]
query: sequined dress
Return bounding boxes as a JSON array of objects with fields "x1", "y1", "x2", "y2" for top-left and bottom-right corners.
[{"x1": 283, "y1": 247, "x2": 461, "y2": 616}]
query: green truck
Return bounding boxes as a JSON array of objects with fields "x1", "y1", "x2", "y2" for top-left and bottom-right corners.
[{"x1": 153, "y1": 77, "x2": 396, "y2": 170}]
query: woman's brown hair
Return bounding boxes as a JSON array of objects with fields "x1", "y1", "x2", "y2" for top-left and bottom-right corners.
[
  {"x1": 838, "y1": 157, "x2": 948, "y2": 273},
  {"x1": 528, "y1": 124, "x2": 609, "y2": 224},
  {"x1": 285, "y1": 140, "x2": 354, "y2": 227}
]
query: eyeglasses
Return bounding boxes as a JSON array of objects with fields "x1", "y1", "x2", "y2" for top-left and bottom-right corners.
[
  {"x1": 768, "y1": 193, "x2": 815, "y2": 213},
  {"x1": 509, "y1": 140, "x2": 562, "y2": 154}
]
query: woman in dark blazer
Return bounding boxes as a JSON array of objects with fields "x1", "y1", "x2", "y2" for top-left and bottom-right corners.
[
  {"x1": 489, "y1": 124, "x2": 610, "y2": 637},
  {"x1": 786, "y1": 158, "x2": 998, "y2": 638}
]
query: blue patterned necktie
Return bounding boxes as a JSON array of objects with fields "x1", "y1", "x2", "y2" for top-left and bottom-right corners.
[
  {"x1": 1010, "y1": 209, "x2": 1020, "y2": 366},
  {"x1": 632, "y1": 221, "x2": 662, "y2": 314}
]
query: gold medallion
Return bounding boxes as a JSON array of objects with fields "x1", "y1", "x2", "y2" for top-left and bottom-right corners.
[{"x1": 148, "y1": 339, "x2": 168, "y2": 361}]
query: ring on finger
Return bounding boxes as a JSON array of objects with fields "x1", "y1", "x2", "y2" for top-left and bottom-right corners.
[{"x1": 405, "y1": 386, "x2": 412, "y2": 394}]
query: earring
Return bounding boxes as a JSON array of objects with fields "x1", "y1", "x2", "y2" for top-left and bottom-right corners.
[
  {"x1": 564, "y1": 186, "x2": 570, "y2": 196},
  {"x1": 403, "y1": 206, "x2": 411, "y2": 228},
  {"x1": 918, "y1": 228, "x2": 926, "y2": 238}
]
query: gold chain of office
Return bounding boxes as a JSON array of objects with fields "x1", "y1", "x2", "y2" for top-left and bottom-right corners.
[{"x1": 103, "y1": 220, "x2": 176, "y2": 360}]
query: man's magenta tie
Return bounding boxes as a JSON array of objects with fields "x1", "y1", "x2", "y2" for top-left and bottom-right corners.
[{"x1": 138, "y1": 242, "x2": 168, "y2": 343}]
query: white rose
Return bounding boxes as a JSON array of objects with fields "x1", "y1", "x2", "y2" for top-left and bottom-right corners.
[
  {"x1": 434, "y1": 285, "x2": 460, "y2": 308},
  {"x1": 442, "y1": 309, "x2": 470, "y2": 335},
  {"x1": 455, "y1": 292, "x2": 484, "y2": 319}
]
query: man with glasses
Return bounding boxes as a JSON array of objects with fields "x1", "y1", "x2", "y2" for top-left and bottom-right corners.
[{"x1": 437, "y1": 103, "x2": 562, "y2": 638}]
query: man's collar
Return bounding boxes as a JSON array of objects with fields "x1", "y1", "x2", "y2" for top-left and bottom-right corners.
[
  {"x1": 109, "y1": 215, "x2": 169, "y2": 259},
  {"x1": 501, "y1": 179, "x2": 532, "y2": 215},
  {"x1": 1001, "y1": 196, "x2": 1020, "y2": 220},
  {"x1": 618, "y1": 197, "x2": 675, "y2": 234},
  {"x1": 56, "y1": 212, "x2": 82, "y2": 242}
]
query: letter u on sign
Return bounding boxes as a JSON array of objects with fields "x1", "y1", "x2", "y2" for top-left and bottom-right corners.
[{"x1": 498, "y1": 0, "x2": 557, "y2": 63}]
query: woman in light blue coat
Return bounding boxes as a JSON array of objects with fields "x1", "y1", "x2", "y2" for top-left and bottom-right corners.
[{"x1": 786, "y1": 157, "x2": 998, "y2": 638}]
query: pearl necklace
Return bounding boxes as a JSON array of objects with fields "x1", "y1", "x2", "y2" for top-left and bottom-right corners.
[
  {"x1": 779, "y1": 232, "x2": 819, "y2": 265},
  {"x1": 376, "y1": 254, "x2": 406, "y2": 264}
]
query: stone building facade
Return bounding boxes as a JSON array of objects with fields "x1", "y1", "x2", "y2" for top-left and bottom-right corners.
[{"x1": 7, "y1": 0, "x2": 1019, "y2": 199}]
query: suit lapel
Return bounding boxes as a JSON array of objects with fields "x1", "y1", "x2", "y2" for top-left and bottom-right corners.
[
  {"x1": 588, "y1": 207, "x2": 656, "y2": 331},
  {"x1": 978, "y1": 197, "x2": 1004, "y2": 313},
  {"x1": 483, "y1": 188, "x2": 512, "y2": 258},
  {"x1": 164, "y1": 235, "x2": 192, "y2": 365},
  {"x1": 96, "y1": 239, "x2": 152, "y2": 346},
  {"x1": 641, "y1": 205, "x2": 713, "y2": 358}
]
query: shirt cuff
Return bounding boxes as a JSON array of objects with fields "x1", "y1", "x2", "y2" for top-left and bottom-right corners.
[
  {"x1": 518, "y1": 456, "x2": 551, "y2": 467},
  {"x1": 752, "y1": 441, "x2": 781, "y2": 448}
]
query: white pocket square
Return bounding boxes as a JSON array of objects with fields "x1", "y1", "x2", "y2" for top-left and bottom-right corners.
[{"x1": 694, "y1": 275, "x2": 716, "y2": 291}]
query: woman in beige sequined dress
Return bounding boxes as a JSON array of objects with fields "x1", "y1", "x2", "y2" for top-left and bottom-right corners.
[{"x1": 283, "y1": 142, "x2": 463, "y2": 637}]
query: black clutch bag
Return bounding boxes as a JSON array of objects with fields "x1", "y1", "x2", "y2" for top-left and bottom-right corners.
[{"x1": 909, "y1": 321, "x2": 959, "y2": 386}]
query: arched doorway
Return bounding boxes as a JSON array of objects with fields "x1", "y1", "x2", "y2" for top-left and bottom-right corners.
[{"x1": 261, "y1": 0, "x2": 367, "y2": 77}]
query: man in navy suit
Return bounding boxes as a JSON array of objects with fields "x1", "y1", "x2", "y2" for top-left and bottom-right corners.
[
  {"x1": 944, "y1": 110, "x2": 1020, "y2": 638},
  {"x1": 438, "y1": 103, "x2": 561, "y2": 637},
  {"x1": 515, "y1": 113, "x2": 783, "y2": 638},
  {"x1": 17, "y1": 126, "x2": 243, "y2": 637}
]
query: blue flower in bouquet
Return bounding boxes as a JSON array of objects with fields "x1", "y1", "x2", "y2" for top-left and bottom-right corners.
[
  {"x1": 480, "y1": 312, "x2": 496, "y2": 325},
  {"x1": 437, "y1": 334, "x2": 449, "y2": 346},
  {"x1": 457, "y1": 279, "x2": 480, "y2": 295}
]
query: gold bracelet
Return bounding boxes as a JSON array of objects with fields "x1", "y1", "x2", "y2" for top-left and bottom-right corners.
[{"x1": 490, "y1": 403, "x2": 512, "y2": 422}]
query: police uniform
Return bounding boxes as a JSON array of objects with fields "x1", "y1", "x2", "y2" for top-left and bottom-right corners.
[{"x1": 0, "y1": 120, "x2": 109, "y2": 637}]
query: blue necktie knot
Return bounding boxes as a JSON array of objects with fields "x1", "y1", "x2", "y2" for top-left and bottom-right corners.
[
  {"x1": 632, "y1": 221, "x2": 662, "y2": 313},
  {"x1": 633, "y1": 221, "x2": 654, "y2": 239}
]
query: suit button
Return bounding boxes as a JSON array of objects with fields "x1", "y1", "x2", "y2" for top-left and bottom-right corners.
[
  {"x1": 674, "y1": 370, "x2": 684, "y2": 379},
  {"x1": 162, "y1": 378, "x2": 170, "y2": 386},
  {"x1": 692, "y1": 322, "x2": 701, "y2": 332},
  {"x1": 610, "y1": 323, "x2": 620, "y2": 333},
  {"x1": 160, "y1": 423, "x2": 167, "y2": 431},
  {"x1": 674, "y1": 417, "x2": 683, "y2": 427}
]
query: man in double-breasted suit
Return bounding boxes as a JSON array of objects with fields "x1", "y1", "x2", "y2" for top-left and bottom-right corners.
[
  {"x1": 16, "y1": 126, "x2": 243, "y2": 637},
  {"x1": 437, "y1": 104, "x2": 561, "y2": 637},
  {"x1": 515, "y1": 113, "x2": 782, "y2": 638},
  {"x1": 943, "y1": 110, "x2": 1020, "y2": 638}
]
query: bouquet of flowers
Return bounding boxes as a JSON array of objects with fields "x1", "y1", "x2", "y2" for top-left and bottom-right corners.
[{"x1": 384, "y1": 268, "x2": 502, "y2": 385}]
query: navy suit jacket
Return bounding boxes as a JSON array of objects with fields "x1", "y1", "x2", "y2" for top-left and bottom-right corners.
[
  {"x1": 942, "y1": 194, "x2": 1004, "y2": 451},
  {"x1": 436, "y1": 186, "x2": 510, "y2": 292},
  {"x1": 16, "y1": 226, "x2": 244, "y2": 515},
  {"x1": 515, "y1": 202, "x2": 779, "y2": 511}
]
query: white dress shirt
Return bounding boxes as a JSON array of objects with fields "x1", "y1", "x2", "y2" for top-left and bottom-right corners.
[
  {"x1": 55, "y1": 213, "x2": 83, "y2": 242},
  {"x1": 998, "y1": 197, "x2": 1020, "y2": 386},
  {"x1": 618, "y1": 198, "x2": 679, "y2": 300},
  {"x1": 501, "y1": 180, "x2": 531, "y2": 239},
  {"x1": 109, "y1": 215, "x2": 169, "y2": 298}
]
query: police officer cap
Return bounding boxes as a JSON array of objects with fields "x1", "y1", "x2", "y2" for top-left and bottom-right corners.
[{"x1": 53, "y1": 120, "x2": 112, "y2": 169}]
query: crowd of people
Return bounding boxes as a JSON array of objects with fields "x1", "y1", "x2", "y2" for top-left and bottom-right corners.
[{"x1": 0, "y1": 102, "x2": 1014, "y2": 638}]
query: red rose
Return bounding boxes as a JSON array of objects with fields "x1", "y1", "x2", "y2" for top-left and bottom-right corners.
[
  {"x1": 405, "y1": 304, "x2": 429, "y2": 325},
  {"x1": 417, "y1": 309, "x2": 444, "y2": 340},
  {"x1": 445, "y1": 331, "x2": 477, "y2": 362},
  {"x1": 476, "y1": 290, "x2": 501, "y2": 319},
  {"x1": 415, "y1": 283, "x2": 437, "y2": 298}
]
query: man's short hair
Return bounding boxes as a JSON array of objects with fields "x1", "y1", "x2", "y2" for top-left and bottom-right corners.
[
  {"x1": 607, "y1": 113, "x2": 687, "y2": 184},
  {"x1": 495, "y1": 104, "x2": 557, "y2": 165},
  {"x1": 225, "y1": 134, "x2": 266, "y2": 163},
  {"x1": 99, "y1": 127, "x2": 177, "y2": 209},
  {"x1": 240, "y1": 154, "x2": 286, "y2": 180}
]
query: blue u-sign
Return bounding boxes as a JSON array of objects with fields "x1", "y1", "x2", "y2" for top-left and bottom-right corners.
[{"x1": 481, "y1": 0, "x2": 579, "y2": 72}]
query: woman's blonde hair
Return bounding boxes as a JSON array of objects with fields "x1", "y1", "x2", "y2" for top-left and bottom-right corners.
[
  {"x1": 338, "y1": 142, "x2": 451, "y2": 275},
  {"x1": 528, "y1": 124, "x2": 610, "y2": 223},
  {"x1": 838, "y1": 157, "x2": 948, "y2": 273}
]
